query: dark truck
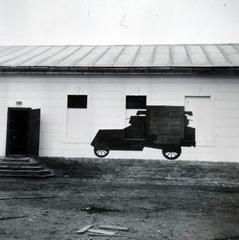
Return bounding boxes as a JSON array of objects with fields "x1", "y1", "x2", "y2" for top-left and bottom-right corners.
[{"x1": 91, "y1": 106, "x2": 196, "y2": 160}]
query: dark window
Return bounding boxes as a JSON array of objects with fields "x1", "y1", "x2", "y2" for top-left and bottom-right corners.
[
  {"x1": 126, "y1": 95, "x2": 146, "y2": 109},
  {"x1": 67, "y1": 95, "x2": 87, "y2": 108}
]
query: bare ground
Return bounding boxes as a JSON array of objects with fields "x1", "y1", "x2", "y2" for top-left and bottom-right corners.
[{"x1": 0, "y1": 177, "x2": 239, "y2": 240}]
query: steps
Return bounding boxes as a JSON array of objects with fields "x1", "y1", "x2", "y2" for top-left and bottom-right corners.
[{"x1": 0, "y1": 157, "x2": 55, "y2": 178}]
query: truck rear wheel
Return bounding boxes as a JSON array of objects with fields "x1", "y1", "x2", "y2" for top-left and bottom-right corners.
[
  {"x1": 162, "y1": 147, "x2": 181, "y2": 160},
  {"x1": 94, "y1": 148, "x2": 109, "y2": 158}
]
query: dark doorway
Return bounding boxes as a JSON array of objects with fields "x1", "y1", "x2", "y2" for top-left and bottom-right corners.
[{"x1": 6, "y1": 108, "x2": 41, "y2": 156}]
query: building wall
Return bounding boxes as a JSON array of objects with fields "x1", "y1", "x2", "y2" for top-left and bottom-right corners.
[{"x1": 0, "y1": 74, "x2": 238, "y2": 162}]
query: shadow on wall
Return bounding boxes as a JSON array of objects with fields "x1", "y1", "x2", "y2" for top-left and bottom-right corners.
[{"x1": 91, "y1": 106, "x2": 196, "y2": 160}]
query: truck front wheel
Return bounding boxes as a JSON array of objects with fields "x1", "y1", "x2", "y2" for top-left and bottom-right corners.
[
  {"x1": 94, "y1": 148, "x2": 109, "y2": 158},
  {"x1": 162, "y1": 147, "x2": 181, "y2": 160}
]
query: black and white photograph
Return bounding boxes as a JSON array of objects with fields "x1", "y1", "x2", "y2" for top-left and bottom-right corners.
[{"x1": 0, "y1": 0, "x2": 239, "y2": 239}]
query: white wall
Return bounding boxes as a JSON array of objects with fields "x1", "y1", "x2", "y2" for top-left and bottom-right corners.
[{"x1": 0, "y1": 74, "x2": 239, "y2": 162}]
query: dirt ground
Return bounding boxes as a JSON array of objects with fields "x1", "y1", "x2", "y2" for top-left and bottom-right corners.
[{"x1": 0, "y1": 177, "x2": 239, "y2": 240}]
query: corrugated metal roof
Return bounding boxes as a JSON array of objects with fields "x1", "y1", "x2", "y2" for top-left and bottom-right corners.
[{"x1": 0, "y1": 44, "x2": 239, "y2": 68}]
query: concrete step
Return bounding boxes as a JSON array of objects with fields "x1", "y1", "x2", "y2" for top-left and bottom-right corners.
[
  {"x1": 1, "y1": 159, "x2": 32, "y2": 164},
  {"x1": 0, "y1": 165, "x2": 44, "y2": 170},
  {"x1": 2, "y1": 157, "x2": 30, "y2": 162},
  {"x1": 0, "y1": 161, "x2": 38, "y2": 166},
  {"x1": 0, "y1": 169, "x2": 52, "y2": 175},
  {"x1": 0, "y1": 173, "x2": 55, "y2": 178},
  {"x1": 0, "y1": 157, "x2": 55, "y2": 178}
]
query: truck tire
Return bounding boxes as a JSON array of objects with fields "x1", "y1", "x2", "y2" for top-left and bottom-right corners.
[
  {"x1": 162, "y1": 147, "x2": 181, "y2": 160},
  {"x1": 94, "y1": 148, "x2": 109, "y2": 158}
]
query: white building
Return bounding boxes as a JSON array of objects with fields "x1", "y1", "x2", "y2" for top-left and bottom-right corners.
[{"x1": 0, "y1": 44, "x2": 239, "y2": 162}]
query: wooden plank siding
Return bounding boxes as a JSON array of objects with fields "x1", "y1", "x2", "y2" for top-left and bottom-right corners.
[{"x1": 0, "y1": 75, "x2": 239, "y2": 161}]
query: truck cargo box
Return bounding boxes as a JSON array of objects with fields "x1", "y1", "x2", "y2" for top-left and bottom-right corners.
[{"x1": 146, "y1": 106, "x2": 185, "y2": 145}]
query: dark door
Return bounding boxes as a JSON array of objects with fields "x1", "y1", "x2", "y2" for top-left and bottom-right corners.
[
  {"x1": 6, "y1": 108, "x2": 41, "y2": 156},
  {"x1": 27, "y1": 109, "x2": 41, "y2": 156},
  {"x1": 6, "y1": 108, "x2": 30, "y2": 155}
]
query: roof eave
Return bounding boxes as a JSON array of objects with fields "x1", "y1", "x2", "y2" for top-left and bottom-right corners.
[{"x1": 0, "y1": 66, "x2": 239, "y2": 75}]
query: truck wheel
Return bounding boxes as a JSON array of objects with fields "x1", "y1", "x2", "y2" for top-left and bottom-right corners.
[
  {"x1": 162, "y1": 147, "x2": 181, "y2": 160},
  {"x1": 94, "y1": 148, "x2": 109, "y2": 158}
]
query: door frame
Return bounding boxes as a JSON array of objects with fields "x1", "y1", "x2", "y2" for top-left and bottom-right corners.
[
  {"x1": 184, "y1": 96, "x2": 215, "y2": 147},
  {"x1": 5, "y1": 107, "x2": 32, "y2": 156}
]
